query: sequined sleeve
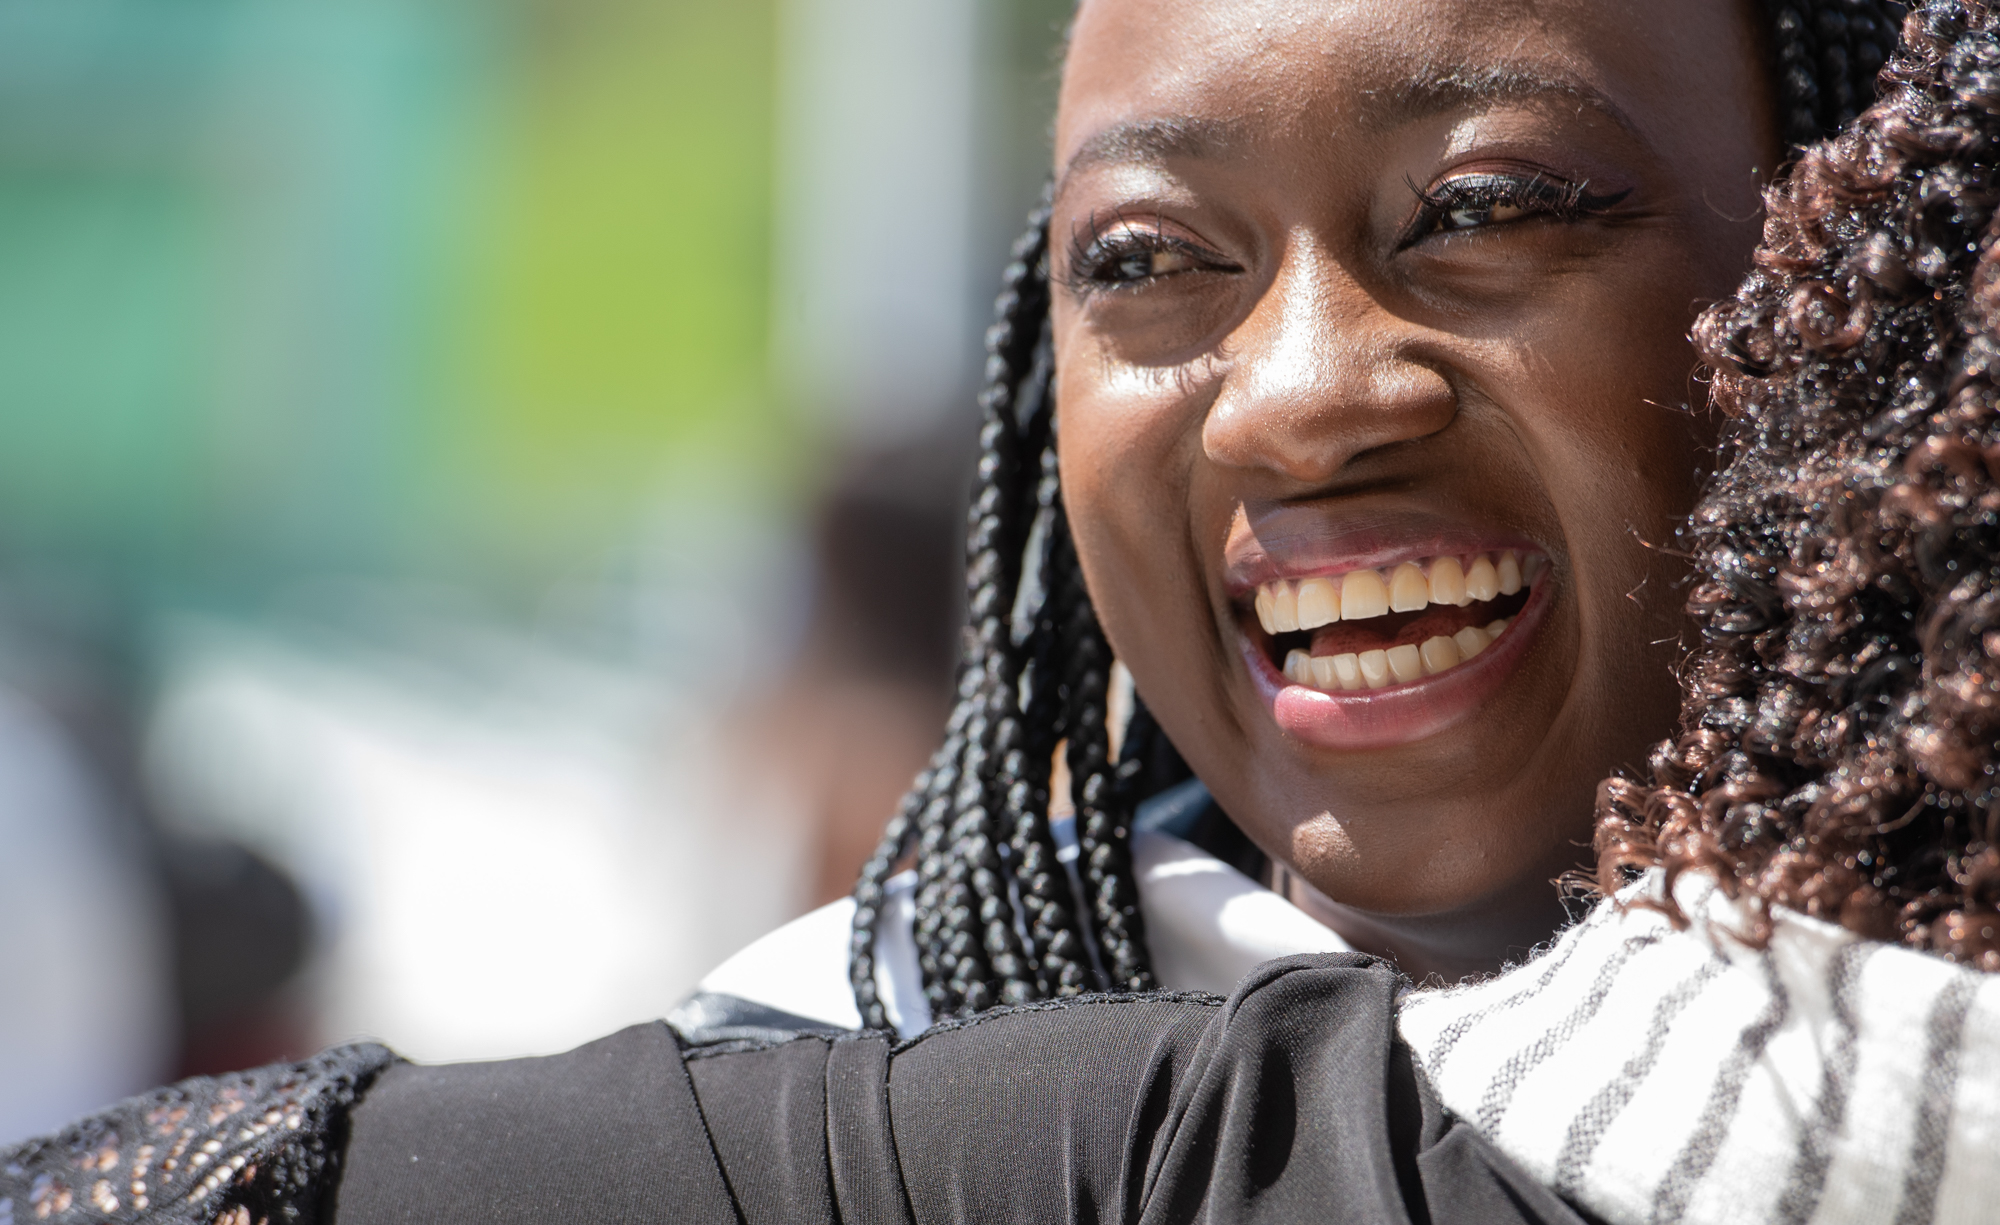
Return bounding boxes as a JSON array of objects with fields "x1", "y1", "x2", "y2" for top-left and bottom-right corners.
[{"x1": 0, "y1": 1044, "x2": 397, "y2": 1225}]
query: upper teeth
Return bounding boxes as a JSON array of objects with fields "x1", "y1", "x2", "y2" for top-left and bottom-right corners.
[{"x1": 1252, "y1": 551, "x2": 1536, "y2": 635}]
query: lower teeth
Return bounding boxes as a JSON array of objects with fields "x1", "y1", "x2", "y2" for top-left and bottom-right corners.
[{"x1": 1283, "y1": 619, "x2": 1511, "y2": 690}]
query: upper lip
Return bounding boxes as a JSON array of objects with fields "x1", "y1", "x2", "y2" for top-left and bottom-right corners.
[{"x1": 1222, "y1": 504, "x2": 1543, "y2": 598}]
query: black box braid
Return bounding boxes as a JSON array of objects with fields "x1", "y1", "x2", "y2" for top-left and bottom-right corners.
[
  {"x1": 847, "y1": 195, "x2": 1181, "y2": 1026},
  {"x1": 1762, "y1": 0, "x2": 1907, "y2": 149},
  {"x1": 849, "y1": 0, "x2": 1904, "y2": 1029}
]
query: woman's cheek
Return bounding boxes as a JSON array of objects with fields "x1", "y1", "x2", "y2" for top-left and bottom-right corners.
[
  {"x1": 1054, "y1": 359, "x2": 1211, "y2": 682},
  {"x1": 1525, "y1": 326, "x2": 1703, "y2": 720}
]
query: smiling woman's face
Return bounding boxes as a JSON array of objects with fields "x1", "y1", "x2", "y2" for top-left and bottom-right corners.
[{"x1": 1052, "y1": 0, "x2": 1777, "y2": 972}]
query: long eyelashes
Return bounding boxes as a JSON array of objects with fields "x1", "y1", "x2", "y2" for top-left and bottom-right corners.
[
  {"x1": 1060, "y1": 210, "x2": 1238, "y2": 295},
  {"x1": 1398, "y1": 172, "x2": 1631, "y2": 249},
  {"x1": 1062, "y1": 172, "x2": 1629, "y2": 293}
]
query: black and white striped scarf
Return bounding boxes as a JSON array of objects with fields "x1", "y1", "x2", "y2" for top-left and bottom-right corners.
[{"x1": 1398, "y1": 871, "x2": 1998, "y2": 1225}]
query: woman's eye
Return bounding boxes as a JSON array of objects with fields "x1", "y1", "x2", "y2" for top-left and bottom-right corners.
[
  {"x1": 1442, "y1": 200, "x2": 1527, "y2": 230},
  {"x1": 1066, "y1": 226, "x2": 1231, "y2": 292},
  {"x1": 1403, "y1": 172, "x2": 1628, "y2": 248},
  {"x1": 1106, "y1": 246, "x2": 1202, "y2": 280}
]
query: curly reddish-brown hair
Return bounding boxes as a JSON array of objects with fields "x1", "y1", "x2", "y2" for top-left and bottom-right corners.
[{"x1": 1595, "y1": 0, "x2": 2000, "y2": 967}]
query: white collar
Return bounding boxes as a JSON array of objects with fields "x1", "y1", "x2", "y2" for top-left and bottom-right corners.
[
  {"x1": 692, "y1": 825, "x2": 1345, "y2": 1039},
  {"x1": 1130, "y1": 827, "x2": 1349, "y2": 992}
]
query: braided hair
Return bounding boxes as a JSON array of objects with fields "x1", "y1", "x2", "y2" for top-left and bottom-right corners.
[
  {"x1": 1760, "y1": 0, "x2": 1908, "y2": 148},
  {"x1": 849, "y1": 0, "x2": 1906, "y2": 1026},
  {"x1": 845, "y1": 199, "x2": 1185, "y2": 1025}
]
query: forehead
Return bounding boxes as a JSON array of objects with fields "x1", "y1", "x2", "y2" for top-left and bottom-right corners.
[{"x1": 1056, "y1": 0, "x2": 1763, "y2": 173}]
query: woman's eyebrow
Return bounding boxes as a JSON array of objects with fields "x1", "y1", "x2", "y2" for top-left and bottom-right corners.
[
  {"x1": 1375, "y1": 64, "x2": 1643, "y2": 139},
  {"x1": 1054, "y1": 116, "x2": 1240, "y2": 200},
  {"x1": 1053, "y1": 66, "x2": 1642, "y2": 204}
]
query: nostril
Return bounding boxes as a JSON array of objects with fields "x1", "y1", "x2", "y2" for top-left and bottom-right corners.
[{"x1": 1200, "y1": 357, "x2": 1458, "y2": 485}]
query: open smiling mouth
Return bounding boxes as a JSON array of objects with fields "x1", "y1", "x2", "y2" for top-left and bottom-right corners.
[{"x1": 1251, "y1": 551, "x2": 1544, "y2": 692}]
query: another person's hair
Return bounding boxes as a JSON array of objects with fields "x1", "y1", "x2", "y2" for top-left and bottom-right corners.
[
  {"x1": 1597, "y1": 0, "x2": 2000, "y2": 969},
  {"x1": 855, "y1": 0, "x2": 1906, "y2": 1026}
]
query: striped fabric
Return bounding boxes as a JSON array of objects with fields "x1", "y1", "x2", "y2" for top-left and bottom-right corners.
[{"x1": 1397, "y1": 871, "x2": 2000, "y2": 1225}]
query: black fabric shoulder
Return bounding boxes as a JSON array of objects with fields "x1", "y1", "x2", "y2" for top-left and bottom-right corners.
[
  {"x1": 891, "y1": 987, "x2": 1226, "y2": 1049},
  {"x1": 310, "y1": 952, "x2": 1594, "y2": 1224},
  {"x1": 0, "y1": 1042, "x2": 397, "y2": 1225},
  {"x1": 333, "y1": 1021, "x2": 737, "y2": 1225},
  {"x1": 7, "y1": 956, "x2": 1599, "y2": 1225},
  {"x1": 679, "y1": 951, "x2": 1595, "y2": 1225}
]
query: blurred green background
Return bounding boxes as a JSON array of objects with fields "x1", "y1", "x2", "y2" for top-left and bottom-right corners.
[
  {"x1": 0, "y1": 0, "x2": 1065, "y2": 608},
  {"x1": 0, "y1": 0, "x2": 1072, "y2": 1142}
]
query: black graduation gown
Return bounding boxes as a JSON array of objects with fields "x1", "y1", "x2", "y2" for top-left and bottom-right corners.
[
  {"x1": 1, "y1": 953, "x2": 1593, "y2": 1224},
  {"x1": 330, "y1": 953, "x2": 1591, "y2": 1225}
]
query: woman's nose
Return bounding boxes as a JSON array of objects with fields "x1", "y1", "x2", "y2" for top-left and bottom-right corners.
[{"x1": 1201, "y1": 250, "x2": 1456, "y2": 487}]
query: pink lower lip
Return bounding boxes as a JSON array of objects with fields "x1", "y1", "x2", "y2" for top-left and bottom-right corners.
[{"x1": 1243, "y1": 578, "x2": 1552, "y2": 752}]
